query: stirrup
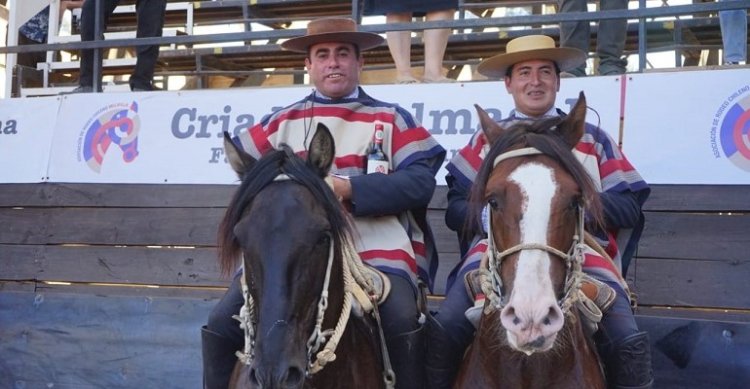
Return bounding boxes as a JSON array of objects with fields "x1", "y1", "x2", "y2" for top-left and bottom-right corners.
[
  {"x1": 463, "y1": 269, "x2": 484, "y2": 301},
  {"x1": 580, "y1": 273, "x2": 616, "y2": 313}
]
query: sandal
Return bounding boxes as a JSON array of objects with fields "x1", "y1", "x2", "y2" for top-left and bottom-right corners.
[
  {"x1": 421, "y1": 76, "x2": 456, "y2": 83},
  {"x1": 396, "y1": 75, "x2": 420, "y2": 84}
]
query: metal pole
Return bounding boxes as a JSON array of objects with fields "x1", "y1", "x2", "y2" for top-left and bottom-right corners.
[
  {"x1": 93, "y1": 0, "x2": 102, "y2": 92},
  {"x1": 674, "y1": 20, "x2": 682, "y2": 68},
  {"x1": 638, "y1": 0, "x2": 646, "y2": 72},
  {"x1": 352, "y1": 0, "x2": 361, "y2": 24}
]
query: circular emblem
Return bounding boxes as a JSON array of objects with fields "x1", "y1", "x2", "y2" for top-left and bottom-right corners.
[{"x1": 719, "y1": 94, "x2": 750, "y2": 172}]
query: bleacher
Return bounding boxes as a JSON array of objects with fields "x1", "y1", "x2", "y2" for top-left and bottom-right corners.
[{"x1": 2, "y1": 0, "x2": 747, "y2": 96}]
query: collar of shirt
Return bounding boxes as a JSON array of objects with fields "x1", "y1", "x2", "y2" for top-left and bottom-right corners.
[
  {"x1": 314, "y1": 88, "x2": 360, "y2": 100},
  {"x1": 509, "y1": 106, "x2": 559, "y2": 119}
]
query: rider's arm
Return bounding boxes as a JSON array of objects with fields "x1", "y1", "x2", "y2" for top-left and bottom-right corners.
[
  {"x1": 599, "y1": 190, "x2": 641, "y2": 229},
  {"x1": 445, "y1": 173, "x2": 470, "y2": 234},
  {"x1": 347, "y1": 157, "x2": 438, "y2": 217}
]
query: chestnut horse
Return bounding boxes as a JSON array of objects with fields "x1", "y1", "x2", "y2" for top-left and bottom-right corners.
[
  {"x1": 219, "y1": 124, "x2": 390, "y2": 389},
  {"x1": 456, "y1": 93, "x2": 606, "y2": 388}
]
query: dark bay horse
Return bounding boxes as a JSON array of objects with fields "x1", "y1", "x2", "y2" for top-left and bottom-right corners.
[
  {"x1": 219, "y1": 124, "x2": 388, "y2": 389},
  {"x1": 456, "y1": 93, "x2": 606, "y2": 388}
]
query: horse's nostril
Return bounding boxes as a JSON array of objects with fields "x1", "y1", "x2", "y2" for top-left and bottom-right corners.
[
  {"x1": 545, "y1": 305, "x2": 561, "y2": 325},
  {"x1": 249, "y1": 367, "x2": 260, "y2": 386},
  {"x1": 285, "y1": 366, "x2": 304, "y2": 386},
  {"x1": 500, "y1": 305, "x2": 524, "y2": 329}
]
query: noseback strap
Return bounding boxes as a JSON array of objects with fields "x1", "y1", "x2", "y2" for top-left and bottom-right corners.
[{"x1": 493, "y1": 147, "x2": 543, "y2": 167}]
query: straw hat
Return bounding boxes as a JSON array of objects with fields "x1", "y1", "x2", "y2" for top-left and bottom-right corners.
[
  {"x1": 281, "y1": 17, "x2": 384, "y2": 53},
  {"x1": 477, "y1": 35, "x2": 587, "y2": 78}
]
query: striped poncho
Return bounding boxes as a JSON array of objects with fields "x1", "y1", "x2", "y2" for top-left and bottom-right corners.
[
  {"x1": 235, "y1": 87, "x2": 446, "y2": 291},
  {"x1": 445, "y1": 109, "x2": 650, "y2": 293}
]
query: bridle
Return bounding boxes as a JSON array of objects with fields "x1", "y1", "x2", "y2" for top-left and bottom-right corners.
[
  {"x1": 234, "y1": 173, "x2": 395, "y2": 388},
  {"x1": 479, "y1": 147, "x2": 588, "y2": 317}
]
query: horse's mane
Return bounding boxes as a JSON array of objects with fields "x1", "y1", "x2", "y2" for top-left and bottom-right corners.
[
  {"x1": 217, "y1": 145, "x2": 352, "y2": 276},
  {"x1": 469, "y1": 117, "x2": 604, "y2": 235}
]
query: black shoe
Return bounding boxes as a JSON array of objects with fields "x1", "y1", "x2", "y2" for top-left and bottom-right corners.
[
  {"x1": 59, "y1": 85, "x2": 94, "y2": 95},
  {"x1": 603, "y1": 331, "x2": 654, "y2": 389},
  {"x1": 130, "y1": 83, "x2": 160, "y2": 92},
  {"x1": 202, "y1": 326, "x2": 241, "y2": 389}
]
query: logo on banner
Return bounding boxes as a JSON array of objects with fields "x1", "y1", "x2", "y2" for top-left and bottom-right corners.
[
  {"x1": 78, "y1": 101, "x2": 141, "y2": 173},
  {"x1": 711, "y1": 85, "x2": 750, "y2": 172}
]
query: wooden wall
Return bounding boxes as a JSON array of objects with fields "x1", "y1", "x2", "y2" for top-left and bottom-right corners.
[{"x1": 1, "y1": 183, "x2": 749, "y2": 387}]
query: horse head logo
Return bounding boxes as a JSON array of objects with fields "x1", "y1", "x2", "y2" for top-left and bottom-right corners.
[{"x1": 82, "y1": 101, "x2": 141, "y2": 173}]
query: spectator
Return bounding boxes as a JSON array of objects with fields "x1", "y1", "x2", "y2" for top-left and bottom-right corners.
[
  {"x1": 364, "y1": 0, "x2": 457, "y2": 83},
  {"x1": 558, "y1": 0, "x2": 629, "y2": 76},
  {"x1": 201, "y1": 17, "x2": 446, "y2": 389},
  {"x1": 69, "y1": 0, "x2": 166, "y2": 93},
  {"x1": 719, "y1": 0, "x2": 747, "y2": 65},
  {"x1": 17, "y1": 2, "x2": 84, "y2": 69}
]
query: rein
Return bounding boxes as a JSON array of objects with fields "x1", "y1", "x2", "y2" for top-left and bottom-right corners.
[
  {"x1": 234, "y1": 173, "x2": 395, "y2": 388},
  {"x1": 480, "y1": 147, "x2": 590, "y2": 318}
]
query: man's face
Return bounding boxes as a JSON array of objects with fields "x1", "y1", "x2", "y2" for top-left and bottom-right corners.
[
  {"x1": 504, "y1": 59, "x2": 560, "y2": 117},
  {"x1": 305, "y1": 42, "x2": 362, "y2": 99}
]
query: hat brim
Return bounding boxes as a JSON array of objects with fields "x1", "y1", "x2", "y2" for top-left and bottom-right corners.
[
  {"x1": 281, "y1": 32, "x2": 384, "y2": 53},
  {"x1": 477, "y1": 47, "x2": 587, "y2": 78}
]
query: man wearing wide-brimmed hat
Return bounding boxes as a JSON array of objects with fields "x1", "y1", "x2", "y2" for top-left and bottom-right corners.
[
  {"x1": 428, "y1": 35, "x2": 653, "y2": 389},
  {"x1": 201, "y1": 17, "x2": 445, "y2": 389}
]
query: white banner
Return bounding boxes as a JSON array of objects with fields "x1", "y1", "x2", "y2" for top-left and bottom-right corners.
[
  {"x1": 28, "y1": 77, "x2": 623, "y2": 185},
  {"x1": 0, "y1": 98, "x2": 59, "y2": 183},
  {"x1": 5, "y1": 70, "x2": 750, "y2": 185},
  {"x1": 624, "y1": 69, "x2": 750, "y2": 184}
]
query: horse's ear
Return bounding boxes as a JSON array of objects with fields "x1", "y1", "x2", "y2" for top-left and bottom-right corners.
[
  {"x1": 223, "y1": 132, "x2": 256, "y2": 176},
  {"x1": 308, "y1": 123, "x2": 335, "y2": 177},
  {"x1": 558, "y1": 91, "x2": 587, "y2": 148},
  {"x1": 475, "y1": 104, "x2": 504, "y2": 145}
]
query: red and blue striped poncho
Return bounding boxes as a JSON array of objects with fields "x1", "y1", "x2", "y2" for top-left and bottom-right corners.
[
  {"x1": 445, "y1": 109, "x2": 650, "y2": 294},
  {"x1": 235, "y1": 87, "x2": 446, "y2": 291}
]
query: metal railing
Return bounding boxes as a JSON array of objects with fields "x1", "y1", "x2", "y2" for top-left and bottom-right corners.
[{"x1": 1, "y1": 0, "x2": 747, "y2": 94}]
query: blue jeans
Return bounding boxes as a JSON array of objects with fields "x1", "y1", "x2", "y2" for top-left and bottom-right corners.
[
  {"x1": 719, "y1": 0, "x2": 748, "y2": 64},
  {"x1": 558, "y1": 0, "x2": 629, "y2": 75}
]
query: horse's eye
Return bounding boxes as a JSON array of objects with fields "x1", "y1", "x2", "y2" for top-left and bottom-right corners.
[
  {"x1": 488, "y1": 197, "x2": 500, "y2": 210},
  {"x1": 571, "y1": 196, "x2": 584, "y2": 211},
  {"x1": 317, "y1": 233, "x2": 331, "y2": 247}
]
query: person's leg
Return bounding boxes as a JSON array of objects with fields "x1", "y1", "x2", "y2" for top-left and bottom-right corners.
[
  {"x1": 422, "y1": 9, "x2": 455, "y2": 82},
  {"x1": 719, "y1": 0, "x2": 748, "y2": 64},
  {"x1": 558, "y1": 0, "x2": 589, "y2": 76},
  {"x1": 426, "y1": 280, "x2": 475, "y2": 389},
  {"x1": 79, "y1": 0, "x2": 120, "y2": 89},
  {"x1": 385, "y1": 12, "x2": 418, "y2": 83},
  {"x1": 379, "y1": 274, "x2": 425, "y2": 389},
  {"x1": 596, "y1": 0, "x2": 629, "y2": 75},
  {"x1": 203, "y1": 271, "x2": 245, "y2": 389},
  {"x1": 131, "y1": 0, "x2": 167, "y2": 90},
  {"x1": 596, "y1": 280, "x2": 653, "y2": 389}
]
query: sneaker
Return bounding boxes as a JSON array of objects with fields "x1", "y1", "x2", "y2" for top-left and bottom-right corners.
[{"x1": 59, "y1": 85, "x2": 94, "y2": 95}]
